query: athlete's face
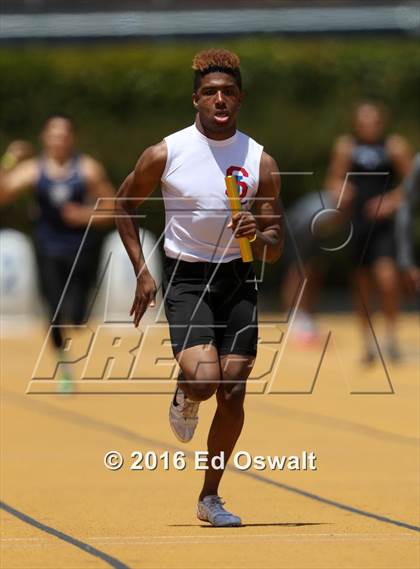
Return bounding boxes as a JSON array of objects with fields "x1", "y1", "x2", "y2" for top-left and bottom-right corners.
[
  {"x1": 42, "y1": 118, "x2": 75, "y2": 161},
  {"x1": 353, "y1": 105, "x2": 385, "y2": 143},
  {"x1": 193, "y1": 72, "x2": 242, "y2": 138}
]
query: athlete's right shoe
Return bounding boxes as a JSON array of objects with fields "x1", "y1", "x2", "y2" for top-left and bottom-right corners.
[{"x1": 169, "y1": 386, "x2": 199, "y2": 442}]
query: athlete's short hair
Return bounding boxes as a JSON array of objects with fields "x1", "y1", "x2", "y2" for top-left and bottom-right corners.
[
  {"x1": 353, "y1": 101, "x2": 387, "y2": 119},
  {"x1": 44, "y1": 113, "x2": 76, "y2": 129},
  {"x1": 192, "y1": 49, "x2": 242, "y2": 91}
]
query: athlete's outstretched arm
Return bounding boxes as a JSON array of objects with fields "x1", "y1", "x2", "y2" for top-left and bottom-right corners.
[
  {"x1": 230, "y1": 152, "x2": 283, "y2": 263},
  {"x1": 0, "y1": 159, "x2": 38, "y2": 205},
  {"x1": 115, "y1": 141, "x2": 167, "y2": 326}
]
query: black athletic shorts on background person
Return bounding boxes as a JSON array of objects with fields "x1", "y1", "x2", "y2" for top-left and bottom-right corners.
[
  {"x1": 351, "y1": 219, "x2": 396, "y2": 267},
  {"x1": 162, "y1": 256, "x2": 258, "y2": 358}
]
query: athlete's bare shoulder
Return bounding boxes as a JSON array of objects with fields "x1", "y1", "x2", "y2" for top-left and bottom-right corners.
[
  {"x1": 260, "y1": 151, "x2": 278, "y2": 172},
  {"x1": 122, "y1": 141, "x2": 168, "y2": 201},
  {"x1": 77, "y1": 154, "x2": 115, "y2": 200},
  {"x1": 386, "y1": 134, "x2": 411, "y2": 156},
  {"x1": 386, "y1": 134, "x2": 412, "y2": 178},
  {"x1": 79, "y1": 154, "x2": 107, "y2": 179},
  {"x1": 258, "y1": 151, "x2": 280, "y2": 198},
  {"x1": 135, "y1": 140, "x2": 167, "y2": 178}
]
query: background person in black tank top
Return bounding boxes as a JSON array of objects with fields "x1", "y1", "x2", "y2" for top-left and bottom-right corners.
[
  {"x1": 326, "y1": 102, "x2": 412, "y2": 363},
  {"x1": 0, "y1": 114, "x2": 115, "y2": 391}
]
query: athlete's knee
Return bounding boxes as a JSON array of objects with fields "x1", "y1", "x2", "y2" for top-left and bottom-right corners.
[
  {"x1": 217, "y1": 381, "x2": 246, "y2": 416},
  {"x1": 181, "y1": 372, "x2": 219, "y2": 401},
  {"x1": 380, "y1": 278, "x2": 397, "y2": 296},
  {"x1": 187, "y1": 381, "x2": 218, "y2": 401}
]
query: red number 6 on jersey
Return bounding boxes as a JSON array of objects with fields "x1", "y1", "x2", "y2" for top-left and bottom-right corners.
[{"x1": 226, "y1": 166, "x2": 249, "y2": 199}]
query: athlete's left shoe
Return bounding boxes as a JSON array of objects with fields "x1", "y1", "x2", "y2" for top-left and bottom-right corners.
[
  {"x1": 197, "y1": 495, "x2": 242, "y2": 527},
  {"x1": 58, "y1": 370, "x2": 74, "y2": 394},
  {"x1": 57, "y1": 351, "x2": 74, "y2": 394}
]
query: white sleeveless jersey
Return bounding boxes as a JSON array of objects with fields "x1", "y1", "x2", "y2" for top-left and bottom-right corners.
[{"x1": 161, "y1": 123, "x2": 264, "y2": 262}]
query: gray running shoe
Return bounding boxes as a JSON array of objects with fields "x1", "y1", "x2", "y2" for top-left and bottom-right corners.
[{"x1": 197, "y1": 495, "x2": 242, "y2": 527}]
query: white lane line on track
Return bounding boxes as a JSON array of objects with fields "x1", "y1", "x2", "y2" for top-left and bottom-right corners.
[{"x1": 2, "y1": 533, "x2": 418, "y2": 547}]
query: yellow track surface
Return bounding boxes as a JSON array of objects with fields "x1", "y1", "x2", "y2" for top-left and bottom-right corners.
[{"x1": 1, "y1": 314, "x2": 419, "y2": 569}]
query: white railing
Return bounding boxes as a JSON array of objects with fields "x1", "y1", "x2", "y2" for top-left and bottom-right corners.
[{"x1": 1, "y1": 5, "x2": 419, "y2": 39}]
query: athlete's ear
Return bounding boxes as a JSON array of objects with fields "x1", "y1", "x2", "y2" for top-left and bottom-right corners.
[{"x1": 192, "y1": 92, "x2": 199, "y2": 109}]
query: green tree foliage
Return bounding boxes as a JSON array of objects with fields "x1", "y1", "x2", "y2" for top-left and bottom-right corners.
[
  {"x1": 0, "y1": 39, "x2": 419, "y2": 293},
  {"x1": 1, "y1": 39, "x2": 419, "y2": 193}
]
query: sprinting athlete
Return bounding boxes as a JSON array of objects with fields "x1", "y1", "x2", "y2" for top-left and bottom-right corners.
[
  {"x1": 326, "y1": 102, "x2": 412, "y2": 363},
  {"x1": 116, "y1": 49, "x2": 283, "y2": 526},
  {"x1": 0, "y1": 114, "x2": 114, "y2": 390}
]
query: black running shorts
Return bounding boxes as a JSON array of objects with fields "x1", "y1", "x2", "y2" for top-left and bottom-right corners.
[
  {"x1": 162, "y1": 256, "x2": 258, "y2": 358},
  {"x1": 351, "y1": 219, "x2": 396, "y2": 266}
]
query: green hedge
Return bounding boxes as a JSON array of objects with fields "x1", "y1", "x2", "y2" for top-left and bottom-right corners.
[
  {"x1": 1, "y1": 38, "x2": 419, "y2": 286},
  {"x1": 1, "y1": 39, "x2": 419, "y2": 190}
]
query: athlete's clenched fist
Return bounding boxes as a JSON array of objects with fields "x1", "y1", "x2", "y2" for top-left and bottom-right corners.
[{"x1": 228, "y1": 211, "x2": 257, "y2": 240}]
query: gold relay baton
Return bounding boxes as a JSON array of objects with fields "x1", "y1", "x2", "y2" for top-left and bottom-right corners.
[{"x1": 225, "y1": 175, "x2": 254, "y2": 263}]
